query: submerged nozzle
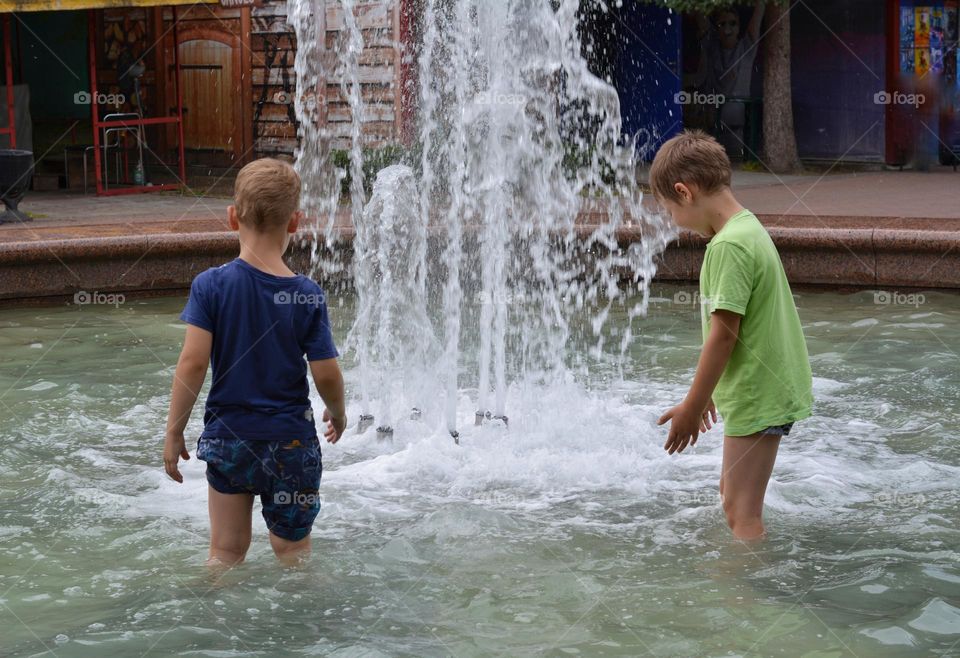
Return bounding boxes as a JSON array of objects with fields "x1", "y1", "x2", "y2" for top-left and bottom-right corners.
[
  {"x1": 410, "y1": 407, "x2": 422, "y2": 420},
  {"x1": 357, "y1": 414, "x2": 374, "y2": 433},
  {"x1": 376, "y1": 425, "x2": 394, "y2": 440},
  {"x1": 450, "y1": 429, "x2": 460, "y2": 445}
]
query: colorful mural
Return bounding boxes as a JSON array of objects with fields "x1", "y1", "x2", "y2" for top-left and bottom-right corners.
[{"x1": 900, "y1": 0, "x2": 960, "y2": 77}]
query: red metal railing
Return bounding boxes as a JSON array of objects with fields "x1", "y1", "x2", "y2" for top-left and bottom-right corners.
[
  {"x1": 87, "y1": 6, "x2": 187, "y2": 196},
  {"x1": 0, "y1": 14, "x2": 16, "y2": 149}
]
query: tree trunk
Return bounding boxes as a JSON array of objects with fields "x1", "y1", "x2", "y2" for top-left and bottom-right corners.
[{"x1": 762, "y1": 2, "x2": 802, "y2": 173}]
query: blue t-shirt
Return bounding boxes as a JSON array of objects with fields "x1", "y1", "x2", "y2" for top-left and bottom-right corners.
[{"x1": 180, "y1": 258, "x2": 338, "y2": 441}]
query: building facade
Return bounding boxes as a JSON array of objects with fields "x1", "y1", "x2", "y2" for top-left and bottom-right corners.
[{"x1": 0, "y1": 0, "x2": 409, "y2": 193}]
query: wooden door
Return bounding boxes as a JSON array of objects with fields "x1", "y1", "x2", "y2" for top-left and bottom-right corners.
[{"x1": 178, "y1": 38, "x2": 239, "y2": 156}]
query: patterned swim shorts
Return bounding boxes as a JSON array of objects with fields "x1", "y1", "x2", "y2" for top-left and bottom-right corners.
[
  {"x1": 196, "y1": 436, "x2": 322, "y2": 541},
  {"x1": 759, "y1": 422, "x2": 795, "y2": 437}
]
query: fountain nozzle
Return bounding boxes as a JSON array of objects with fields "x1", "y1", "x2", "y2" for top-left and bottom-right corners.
[{"x1": 357, "y1": 414, "x2": 375, "y2": 433}]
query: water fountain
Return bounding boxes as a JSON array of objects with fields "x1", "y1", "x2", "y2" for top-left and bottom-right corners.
[
  {"x1": 349, "y1": 164, "x2": 439, "y2": 438},
  {"x1": 289, "y1": 0, "x2": 674, "y2": 440}
]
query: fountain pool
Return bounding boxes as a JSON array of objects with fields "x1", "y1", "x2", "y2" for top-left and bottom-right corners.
[{"x1": 0, "y1": 286, "x2": 958, "y2": 656}]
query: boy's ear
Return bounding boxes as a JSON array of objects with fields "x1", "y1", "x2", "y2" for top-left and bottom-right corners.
[
  {"x1": 227, "y1": 205, "x2": 240, "y2": 231},
  {"x1": 674, "y1": 182, "x2": 694, "y2": 203},
  {"x1": 287, "y1": 210, "x2": 302, "y2": 234}
]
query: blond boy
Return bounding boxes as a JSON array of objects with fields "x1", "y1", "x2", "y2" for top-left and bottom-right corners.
[
  {"x1": 163, "y1": 158, "x2": 346, "y2": 565},
  {"x1": 651, "y1": 131, "x2": 813, "y2": 540}
]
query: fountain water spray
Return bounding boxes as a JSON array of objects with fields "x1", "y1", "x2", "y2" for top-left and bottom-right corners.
[
  {"x1": 349, "y1": 164, "x2": 438, "y2": 435},
  {"x1": 289, "y1": 0, "x2": 674, "y2": 440}
]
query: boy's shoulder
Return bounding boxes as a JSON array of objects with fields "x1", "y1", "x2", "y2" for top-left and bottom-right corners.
[
  {"x1": 293, "y1": 275, "x2": 324, "y2": 294},
  {"x1": 193, "y1": 259, "x2": 239, "y2": 286},
  {"x1": 708, "y1": 209, "x2": 771, "y2": 254},
  {"x1": 192, "y1": 260, "x2": 329, "y2": 308}
]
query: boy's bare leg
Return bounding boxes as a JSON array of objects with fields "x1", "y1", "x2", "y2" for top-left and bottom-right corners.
[
  {"x1": 207, "y1": 486, "x2": 253, "y2": 567},
  {"x1": 720, "y1": 433, "x2": 780, "y2": 540},
  {"x1": 269, "y1": 532, "x2": 311, "y2": 567}
]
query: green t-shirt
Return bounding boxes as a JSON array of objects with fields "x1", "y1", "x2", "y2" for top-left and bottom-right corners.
[{"x1": 700, "y1": 209, "x2": 813, "y2": 436}]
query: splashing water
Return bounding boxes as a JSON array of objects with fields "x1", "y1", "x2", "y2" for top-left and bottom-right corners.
[
  {"x1": 348, "y1": 164, "x2": 439, "y2": 432},
  {"x1": 290, "y1": 0, "x2": 675, "y2": 436}
]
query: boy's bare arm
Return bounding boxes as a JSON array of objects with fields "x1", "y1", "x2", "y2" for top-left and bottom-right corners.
[
  {"x1": 163, "y1": 325, "x2": 213, "y2": 482},
  {"x1": 309, "y1": 358, "x2": 346, "y2": 443},
  {"x1": 659, "y1": 310, "x2": 741, "y2": 454}
]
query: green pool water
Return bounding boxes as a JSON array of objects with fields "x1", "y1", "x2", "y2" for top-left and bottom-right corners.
[{"x1": 0, "y1": 286, "x2": 958, "y2": 656}]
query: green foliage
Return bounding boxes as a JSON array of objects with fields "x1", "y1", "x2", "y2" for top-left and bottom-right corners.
[
  {"x1": 562, "y1": 143, "x2": 618, "y2": 187},
  {"x1": 331, "y1": 144, "x2": 414, "y2": 197}
]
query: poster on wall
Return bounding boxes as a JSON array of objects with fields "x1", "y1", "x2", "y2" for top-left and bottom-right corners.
[
  {"x1": 916, "y1": 49, "x2": 931, "y2": 75},
  {"x1": 946, "y1": 1, "x2": 959, "y2": 87},
  {"x1": 901, "y1": 5, "x2": 916, "y2": 72},
  {"x1": 901, "y1": 1, "x2": 954, "y2": 76},
  {"x1": 902, "y1": 4, "x2": 916, "y2": 44},
  {"x1": 901, "y1": 49, "x2": 916, "y2": 73},
  {"x1": 931, "y1": 7, "x2": 945, "y2": 72},
  {"x1": 916, "y1": 6, "x2": 932, "y2": 47}
]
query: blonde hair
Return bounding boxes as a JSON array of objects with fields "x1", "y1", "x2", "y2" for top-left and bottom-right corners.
[
  {"x1": 649, "y1": 130, "x2": 732, "y2": 203},
  {"x1": 233, "y1": 158, "x2": 301, "y2": 232}
]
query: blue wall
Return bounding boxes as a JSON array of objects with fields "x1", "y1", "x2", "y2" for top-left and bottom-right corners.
[{"x1": 612, "y1": 2, "x2": 682, "y2": 160}]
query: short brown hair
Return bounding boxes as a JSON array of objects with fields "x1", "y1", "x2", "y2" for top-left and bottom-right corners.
[
  {"x1": 649, "y1": 130, "x2": 731, "y2": 203},
  {"x1": 233, "y1": 158, "x2": 301, "y2": 231}
]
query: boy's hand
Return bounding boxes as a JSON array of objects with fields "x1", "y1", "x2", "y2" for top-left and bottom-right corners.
[
  {"x1": 322, "y1": 409, "x2": 346, "y2": 444},
  {"x1": 163, "y1": 432, "x2": 190, "y2": 483},
  {"x1": 700, "y1": 399, "x2": 718, "y2": 433},
  {"x1": 658, "y1": 402, "x2": 703, "y2": 455}
]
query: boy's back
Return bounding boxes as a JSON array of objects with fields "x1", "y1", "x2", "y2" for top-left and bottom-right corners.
[
  {"x1": 699, "y1": 209, "x2": 812, "y2": 437},
  {"x1": 181, "y1": 258, "x2": 338, "y2": 441},
  {"x1": 163, "y1": 157, "x2": 346, "y2": 566}
]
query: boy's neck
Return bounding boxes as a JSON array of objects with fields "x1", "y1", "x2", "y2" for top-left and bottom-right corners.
[
  {"x1": 237, "y1": 228, "x2": 296, "y2": 277},
  {"x1": 702, "y1": 188, "x2": 746, "y2": 237}
]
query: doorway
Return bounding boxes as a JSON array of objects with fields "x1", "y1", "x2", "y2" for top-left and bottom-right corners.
[{"x1": 177, "y1": 32, "x2": 243, "y2": 165}]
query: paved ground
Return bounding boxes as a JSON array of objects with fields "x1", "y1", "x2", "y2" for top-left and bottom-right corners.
[
  {"x1": 1, "y1": 166, "x2": 959, "y2": 245},
  {"x1": 0, "y1": 192, "x2": 231, "y2": 243},
  {"x1": 731, "y1": 168, "x2": 960, "y2": 220}
]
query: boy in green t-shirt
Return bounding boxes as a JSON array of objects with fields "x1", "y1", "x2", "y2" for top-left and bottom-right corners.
[{"x1": 649, "y1": 130, "x2": 813, "y2": 540}]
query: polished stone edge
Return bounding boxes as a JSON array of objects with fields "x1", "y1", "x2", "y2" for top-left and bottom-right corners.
[{"x1": 1, "y1": 221, "x2": 958, "y2": 303}]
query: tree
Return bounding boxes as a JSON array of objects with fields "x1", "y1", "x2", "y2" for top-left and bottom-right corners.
[
  {"x1": 759, "y1": 1, "x2": 800, "y2": 172},
  {"x1": 636, "y1": 0, "x2": 802, "y2": 173}
]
